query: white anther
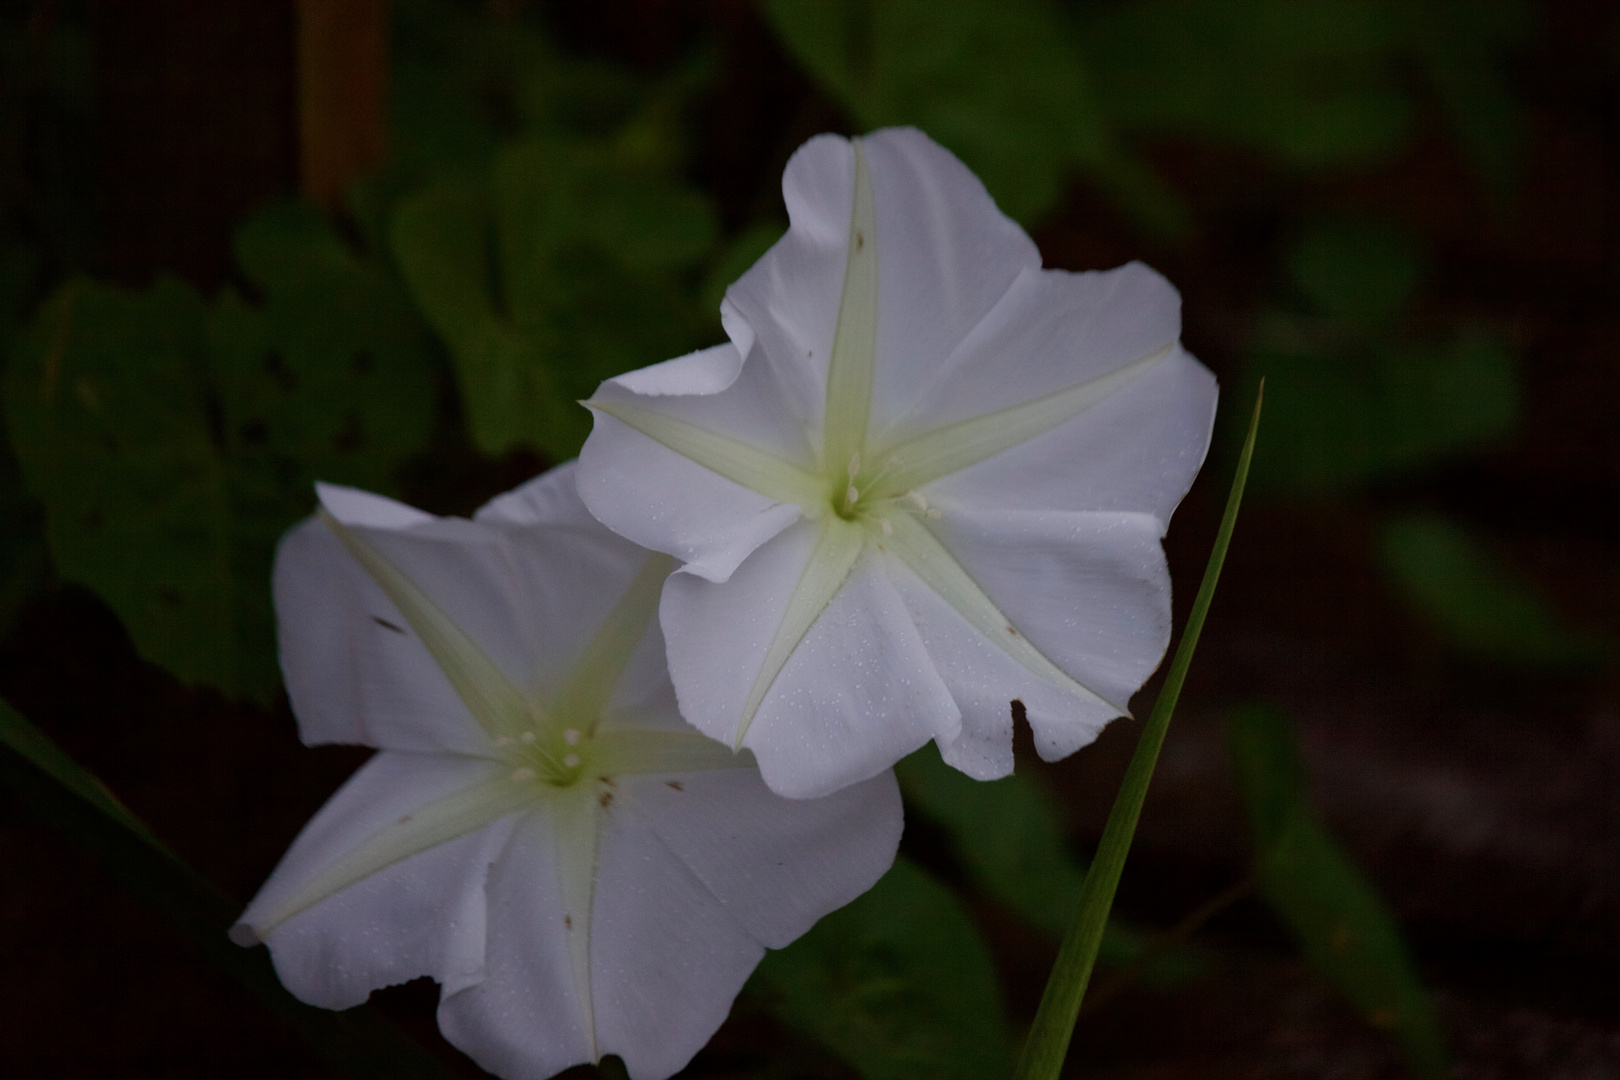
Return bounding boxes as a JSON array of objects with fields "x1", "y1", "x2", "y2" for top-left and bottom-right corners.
[
  {"x1": 510, "y1": 767, "x2": 536, "y2": 782},
  {"x1": 905, "y1": 490, "x2": 929, "y2": 511},
  {"x1": 880, "y1": 518, "x2": 893, "y2": 536},
  {"x1": 927, "y1": 508, "x2": 942, "y2": 520},
  {"x1": 563, "y1": 753, "x2": 581, "y2": 768},
  {"x1": 563, "y1": 728, "x2": 581, "y2": 746},
  {"x1": 519, "y1": 731, "x2": 536, "y2": 744},
  {"x1": 846, "y1": 485, "x2": 860, "y2": 506}
]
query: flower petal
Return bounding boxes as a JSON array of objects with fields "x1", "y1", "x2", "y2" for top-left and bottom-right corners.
[
  {"x1": 662, "y1": 520, "x2": 959, "y2": 798},
  {"x1": 594, "y1": 729, "x2": 755, "y2": 775},
  {"x1": 821, "y1": 139, "x2": 880, "y2": 471},
  {"x1": 720, "y1": 134, "x2": 859, "y2": 441},
  {"x1": 317, "y1": 499, "x2": 533, "y2": 744},
  {"x1": 578, "y1": 350, "x2": 809, "y2": 585},
  {"x1": 620, "y1": 766, "x2": 901, "y2": 948},
  {"x1": 473, "y1": 463, "x2": 684, "y2": 714},
  {"x1": 550, "y1": 787, "x2": 602, "y2": 1063},
  {"x1": 236, "y1": 751, "x2": 521, "y2": 1008},
  {"x1": 736, "y1": 517, "x2": 866, "y2": 748},
  {"x1": 858, "y1": 128, "x2": 1040, "y2": 431},
  {"x1": 874, "y1": 260, "x2": 1183, "y2": 445},
  {"x1": 915, "y1": 506, "x2": 1176, "y2": 762},
  {"x1": 883, "y1": 513, "x2": 1119, "y2": 712},
  {"x1": 437, "y1": 812, "x2": 595, "y2": 1080},
  {"x1": 587, "y1": 397, "x2": 823, "y2": 507},
  {"x1": 274, "y1": 511, "x2": 493, "y2": 756},
  {"x1": 587, "y1": 800, "x2": 770, "y2": 1080}
]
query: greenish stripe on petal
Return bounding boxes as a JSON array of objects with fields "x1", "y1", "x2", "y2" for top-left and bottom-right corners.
[
  {"x1": 319, "y1": 509, "x2": 532, "y2": 743},
  {"x1": 246, "y1": 775, "x2": 535, "y2": 940},
  {"x1": 550, "y1": 787, "x2": 602, "y2": 1064},
  {"x1": 593, "y1": 730, "x2": 755, "y2": 775},
  {"x1": 551, "y1": 552, "x2": 677, "y2": 735},
  {"x1": 881, "y1": 344, "x2": 1175, "y2": 493},
  {"x1": 586, "y1": 399, "x2": 824, "y2": 508},
  {"x1": 822, "y1": 140, "x2": 879, "y2": 475},
  {"x1": 736, "y1": 519, "x2": 867, "y2": 749},
  {"x1": 884, "y1": 514, "x2": 1121, "y2": 714}
]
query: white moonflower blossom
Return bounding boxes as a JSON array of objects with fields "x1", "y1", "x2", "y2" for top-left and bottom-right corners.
[
  {"x1": 578, "y1": 127, "x2": 1218, "y2": 799},
  {"x1": 230, "y1": 464, "x2": 901, "y2": 1080}
]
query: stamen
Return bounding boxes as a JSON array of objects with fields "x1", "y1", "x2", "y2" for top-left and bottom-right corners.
[
  {"x1": 905, "y1": 490, "x2": 928, "y2": 511},
  {"x1": 519, "y1": 731, "x2": 537, "y2": 745},
  {"x1": 563, "y1": 753, "x2": 581, "y2": 769},
  {"x1": 510, "y1": 767, "x2": 536, "y2": 782},
  {"x1": 563, "y1": 728, "x2": 581, "y2": 746},
  {"x1": 847, "y1": 452, "x2": 861, "y2": 480},
  {"x1": 846, "y1": 485, "x2": 860, "y2": 506},
  {"x1": 927, "y1": 508, "x2": 942, "y2": 520}
]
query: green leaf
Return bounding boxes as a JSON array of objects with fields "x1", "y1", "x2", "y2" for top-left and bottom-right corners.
[
  {"x1": 764, "y1": 0, "x2": 1185, "y2": 233},
  {"x1": 895, "y1": 746, "x2": 1084, "y2": 937},
  {"x1": 1243, "y1": 325, "x2": 1518, "y2": 492},
  {"x1": 896, "y1": 745, "x2": 1185, "y2": 974},
  {"x1": 6, "y1": 211, "x2": 435, "y2": 700},
  {"x1": 752, "y1": 856, "x2": 1011, "y2": 1080},
  {"x1": 1083, "y1": 0, "x2": 1413, "y2": 168},
  {"x1": 0, "y1": 696, "x2": 456, "y2": 1079},
  {"x1": 1227, "y1": 703, "x2": 1448, "y2": 1079},
  {"x1": 1013, "y1": 383, "x2": 1261, "y2": 1080},
  {"x1": 1287, "y1": 216, "x2": 1424, "y2": 324},
  {"x1": 394, "y1": 140, "x2": 719, "y2": 460},
  {"x1": 1380, "y1": 512, "x2": 1611, "y2": 666},
  {"x1": 5, "y1": 277, "x2": 278, "y2": 698},
  {"x1": 213, "y1": 202, "x2": 437, "y2": 495}
]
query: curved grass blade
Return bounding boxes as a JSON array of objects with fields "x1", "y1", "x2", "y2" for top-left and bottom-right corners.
[
  {"x1": 1012, "y1": 383, "x2": 1262, "y2": 1080},
  {"x1": 0, "y1": 697, "x2": 456, "y2": 1079}
]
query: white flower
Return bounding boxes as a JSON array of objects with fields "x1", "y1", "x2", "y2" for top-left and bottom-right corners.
[
  {"x1": 578, "y1": 127, "x2": 1218, "y2": 799},
  {"x1": 230, "y1": 464, "x2": 901, "y2": 1080}
]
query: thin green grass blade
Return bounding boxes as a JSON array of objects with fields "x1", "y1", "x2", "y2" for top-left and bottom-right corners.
[
  {"x1": 0, "y1": 696, "x2": 176, "y2": 858},
  {"x1": 1012, "y1": 383, "x2": 1263, "y2": 1080},
  {"x1": 0, "y1": 697, "x2": 456, "y2": 1079}
]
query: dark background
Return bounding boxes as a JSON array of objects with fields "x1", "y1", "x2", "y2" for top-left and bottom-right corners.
[{"x1": 0, "y1": 1, "x2": 1616, "y2": 1077}]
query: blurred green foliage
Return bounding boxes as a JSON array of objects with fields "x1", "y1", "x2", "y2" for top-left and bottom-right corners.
[
  {"x1": 765, "y1": 0, "x2": 1184, "y2": 233},
  {"x1": 768, "y1": 0, "x2": 1530, "y2": 232},
  {"x1": 897, "y1": 746, "x2": 1085, "y2": 937},
  {"x1": 0, "y1": 1, "x2": 1583, "y2": 1075},
  {"x1": 1381, "y1": 512, "x2": 1612, "y2": 666},
  {"x1": 752, "y1": 856, "x2": 1012, "y2": 1080},
  {"x1": 895, "y1": 743, "x2": 1197, "y2": 981},
  {"x1": 1243, "y1": 215, "x2": 1519, "y2": 493},
  {"x1": 5, "y1": 206, "x2": 434, "y2": 701},
  {"x1": 1228, "y1": 704, "x2": 1447, "y2": 1080},
  {"x1": 375, "y1": 0, "x2": 725, "y2": 458}
]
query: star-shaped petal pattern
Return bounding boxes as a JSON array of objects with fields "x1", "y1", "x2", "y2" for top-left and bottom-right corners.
[
  {"x1": 578, "y1": 127, "x2": 1217, "y2": 798},
  {"x1": 233, "y1": 464, "x2": 901, "y2": 1080}
]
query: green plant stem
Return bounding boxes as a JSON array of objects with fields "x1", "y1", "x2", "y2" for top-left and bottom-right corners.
[{"x1": 1012, "y1": 383, "x2": 1263, "y2": 1080}]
